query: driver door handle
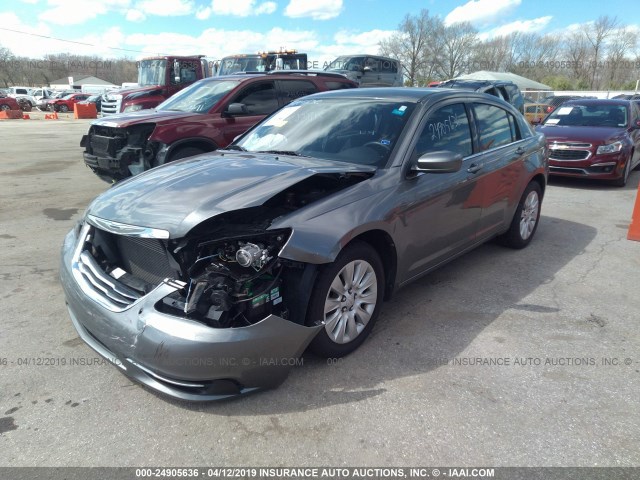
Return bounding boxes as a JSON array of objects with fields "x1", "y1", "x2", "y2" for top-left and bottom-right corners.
[{"x1": 467, "y1": 163, "x2": 483, "y2": 174}]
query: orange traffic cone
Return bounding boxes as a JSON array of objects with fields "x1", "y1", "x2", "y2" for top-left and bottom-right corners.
[
  {"x1": 22, "y1": 114, "x2": 30, "y2": 119},
  {"x1": 628, "y1": 180, "x2": 640, "y2": 241}
]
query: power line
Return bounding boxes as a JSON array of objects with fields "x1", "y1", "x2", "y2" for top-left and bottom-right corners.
[{"x1": 0, "y1": 27, "x2": 169, "y2": 55}]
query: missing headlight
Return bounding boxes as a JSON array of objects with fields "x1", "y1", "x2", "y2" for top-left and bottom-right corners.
[{"x1": 159, "y1": 230, "x2": 290, "y2": 328}]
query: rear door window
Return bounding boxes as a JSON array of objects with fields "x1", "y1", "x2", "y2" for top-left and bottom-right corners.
[
  {"x1": 278, "y1": 80, "x2": 318, "y2": 104},
  {"x1": 473, "y1": 103, "x2": 517, "y2": 151}
]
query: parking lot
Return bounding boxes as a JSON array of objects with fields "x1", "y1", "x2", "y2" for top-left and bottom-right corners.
[{"x1": 1, "y1": 118, "x2": 639, "y2": 467}]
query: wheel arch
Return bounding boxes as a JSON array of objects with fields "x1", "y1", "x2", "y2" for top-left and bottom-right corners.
[
  {"x1": 344, "y1": 229, "x2": 398, "y2": 301},
  {"x1": 530, "y1": 173, "x2": 546, "y2": 198},
  {"x1": 167, "y1": 138, "x2": 218, "y2": 158}
]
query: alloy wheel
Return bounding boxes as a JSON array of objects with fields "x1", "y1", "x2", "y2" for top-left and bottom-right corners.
[
  {"x1": 519, "y1": 190, "x2": 539, "y2": 240},
  {"x1": 323, "y1": 260, "x2": 378, "y2": 344}
]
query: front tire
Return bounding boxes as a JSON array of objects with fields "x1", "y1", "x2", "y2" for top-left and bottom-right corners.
[
  {"x1": 498, "y1": 181, "x2": 542, "y2": 249},
  {"x1": 169, "y1": 147, "x2": 205, "y2": 163},
  {"x1": 307, "y1": 241, "x2": 384, "y2": 358},
  {"x1": 18, "y1": 99, "x2": 32, "y2": 112},
  {"x1": 59, "y1": 105, "x2": 69, "y2": 113},
  {"x1": 612, "y1": 158, "x2": 631, "y2": 187}
]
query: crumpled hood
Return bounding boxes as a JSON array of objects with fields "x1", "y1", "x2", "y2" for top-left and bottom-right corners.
[
  {"x1": 537, "y1": 125, "x2": 626, "y2": 145},
  {"x1": 87, "y1": 152, "x2": 376, "y2": 238},
  {"x1": 91, "y1": 109, "x2": 200, "y2": 128}
]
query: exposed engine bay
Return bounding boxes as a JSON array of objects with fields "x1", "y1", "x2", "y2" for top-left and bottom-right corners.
[
  {"x1": 82, "y1": 123, "x2": 157, "y2": 180},
  {"x1": 86, "y1": 172, "x2": 372, "y2": 329}
]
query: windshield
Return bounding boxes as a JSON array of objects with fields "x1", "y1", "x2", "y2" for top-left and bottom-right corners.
[
  {"x1": 543, "y1": 104, "x2": 628, "y2": 128},
  {"x1": 138, "y1": 59, "x2": 167, "y2": 86},
  {"x1": 236, "y1": 98, "x2": 416, "y2": 167},
  {"x1": 62, "y1": 94, "x2": 75, "y2": 100},
  {"x1": 157, "y1": 79, "x2": 238, "y2": 113},
  {"x1": 217, "y1": 56, "x2": 265, "y2": 75},
  {"x1": 326, "y1": 56, "x2": 365, "y2": 71}
]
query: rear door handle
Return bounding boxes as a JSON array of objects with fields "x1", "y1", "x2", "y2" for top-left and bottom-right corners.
[
  {"x1": 516, "y1": 146, "x2": 526, "y2": 155},
  {"x1": 467, "y1": 163, "x2": 483, "y2": 173}
]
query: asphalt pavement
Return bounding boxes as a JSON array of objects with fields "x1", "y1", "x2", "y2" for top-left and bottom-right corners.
[{"x1": 0, "y1": 118, "x2": 639, "y2": 467}]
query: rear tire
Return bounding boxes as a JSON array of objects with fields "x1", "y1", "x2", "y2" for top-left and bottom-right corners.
[
  {"x1": 0, "y1": 104, "x2": 10, "y2": 112},
  {"x1": 307, "y1": 241, "x2": 384, "y2": 358},
  {"x1": 498, "y1": 181, "x2": 542, "y2": 249}
]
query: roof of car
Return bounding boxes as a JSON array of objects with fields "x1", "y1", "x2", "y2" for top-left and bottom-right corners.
[
  {"x1": 301, "y1": 87, "x2": 518, "y2": 105},
  {"x1": 562, "y1": 98, "x2": 633, "y2": 106},
  {"x1": 206, "y1": 71, "x2": 355, "y2": 82},
  {"x1": 437, "y1": 79, "x2": 516, "y2": 89}
]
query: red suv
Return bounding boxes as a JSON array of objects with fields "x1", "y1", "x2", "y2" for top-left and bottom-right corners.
[
  {"x1": 82, "y1": 71, "x2": 357, "y2": 182},
  {"x1": 47, "y1": 93, "x2": 92, "y2": 112},
  {"x1": 0, "y1": 94, "x2": 21, "y2": 112}
]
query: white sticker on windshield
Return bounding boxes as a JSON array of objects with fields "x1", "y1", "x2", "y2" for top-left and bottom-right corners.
[
  {"x1": 545, "y1": 118, "x2": 560, "y2": 124},
  {"x1": 264, "y1": 105, "x2": 301, "y2": 127},
  {"x1": 556, "y1": 107, "x2": 574, "y2": 115}
]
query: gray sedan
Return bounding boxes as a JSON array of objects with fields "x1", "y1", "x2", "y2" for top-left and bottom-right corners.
[{"x1": 60, "y1": 88, "x2": 548, "y2": 400}]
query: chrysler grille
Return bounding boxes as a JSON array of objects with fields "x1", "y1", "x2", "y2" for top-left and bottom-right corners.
[{"x1": 116, "y1": 235, "x2": 177, "y2": 285}]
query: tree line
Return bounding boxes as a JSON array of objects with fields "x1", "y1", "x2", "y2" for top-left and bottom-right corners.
[
  {"x1": 379, "y1": 10, "x2": 640, "y2": 90},
  {"x1": 0, "y1": 47, "x2": 137, "y2": 88}
]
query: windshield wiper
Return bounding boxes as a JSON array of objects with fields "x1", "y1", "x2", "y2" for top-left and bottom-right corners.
[
  {"x1": 256, "y1": 150, "x2": 307, "y2": 157},
  {"x1": 222, "y1": 145, "x2": 246, "y2": 151}
]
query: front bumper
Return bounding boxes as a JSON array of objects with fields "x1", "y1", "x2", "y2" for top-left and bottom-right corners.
[
  {"x1": 549, "y1": 150, "x2": 628, "y2": 180},
  {"x1": 82, "y1": 151, "x2": 124, "y2": 183},
  {"x1": 59, "y1": 225, "x2": 322, "y2": 401}
]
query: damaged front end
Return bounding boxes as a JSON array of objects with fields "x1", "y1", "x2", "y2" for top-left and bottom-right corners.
[
  {"x1": 60, "y1": 170, "x2": 372, "y2": 400},
  {"x1": 81, "y1": 123, "x2": 159, "y2": 183}
]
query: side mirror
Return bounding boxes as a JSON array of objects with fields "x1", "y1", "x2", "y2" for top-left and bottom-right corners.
[
  {"x1": 173, "y1": 60, "x2": 181, "y2": 83},
  {"x1": 633, "y1": 119, "x2": 640, "y2": 129},
  {"x1": 413, "y1": 150, "x2": 463, "y2": 173},
  {"x1": 225, "y1": 103, "x2": 248, "y2": 116}
]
